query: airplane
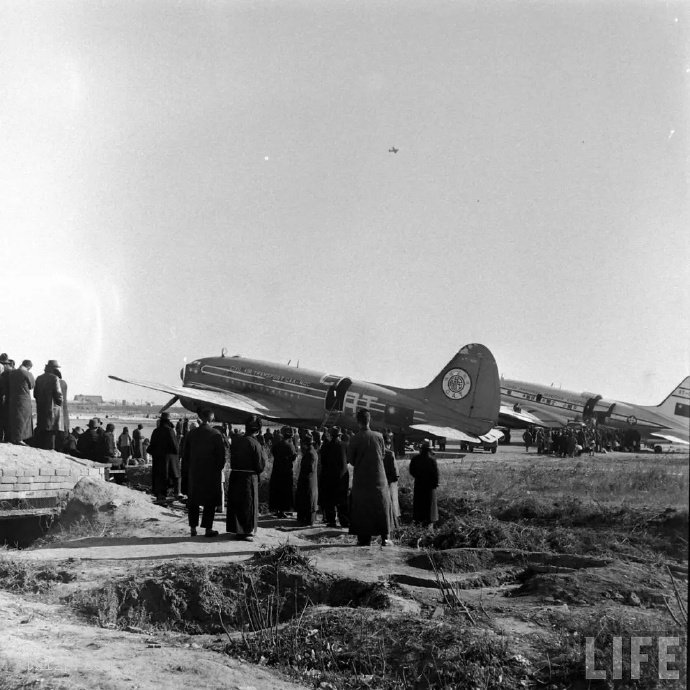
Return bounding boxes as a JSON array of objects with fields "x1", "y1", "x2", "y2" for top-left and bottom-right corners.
[
  {"x1": 109, "y1": 343, "x2": 503, "y2": 445},
  {"x1": 388, "y1": 147, "x2": 399, "y2": 154},
  {"x1": 498, "y1": 376, "x2": 690, "y2": 448}
]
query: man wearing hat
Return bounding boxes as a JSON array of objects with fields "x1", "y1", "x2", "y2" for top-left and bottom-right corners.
[
  {"x1": 318, "y1": 426, "x2": 350, "y2": 528},
  {"x1": 8, "y1": 360, "x2": 35, "y2": 444},
  {"x1": 269, "y1": 426, "x2": 297, "y2": 518},
  {"x1": 347, "y1": 409, "x2": 392, "y2": 546},
  {"x1": 182, "y1": 408, "x2": 225, "y2": 538},
  {"x1": 33, "y1": 360, "x2": 64, "y2": 450},
  {"x1": 77, "y1": 418, "x2": 107, "y2": 462},
  {"x1": 226, "y1": 414, "x2": 266, "y2": 541},
  {"x1": 147, "y1": 411, "x2": 180, "y2": 504},
  {"x1": 408, "y1": 440, "x2": 439, "y2": 527}
]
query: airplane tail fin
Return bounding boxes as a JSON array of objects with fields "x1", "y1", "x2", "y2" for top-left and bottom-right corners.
[
  {"x1": 652, "y1": 376, "x2": 690, "y2": 420},
  {"x1": 415, "y1": 343, "x2": 500, "y2": 436}
]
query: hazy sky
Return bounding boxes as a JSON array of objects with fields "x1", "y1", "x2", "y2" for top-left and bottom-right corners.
[{"x1": 1, "y1": 0, "x2": 688, "y2": 407}]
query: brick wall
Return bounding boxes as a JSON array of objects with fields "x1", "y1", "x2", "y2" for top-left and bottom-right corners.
[{"x1": 0, "y1": 447, "x2": 105, "y2": 503}]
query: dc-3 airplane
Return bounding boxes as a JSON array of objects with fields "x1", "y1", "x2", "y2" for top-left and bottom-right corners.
[
  {"x1": 109, "y1": 343, "x2": 504, "y2": 444},
  {"x1": 498, "y1": 376, "x2": 690, "y2": 447}
]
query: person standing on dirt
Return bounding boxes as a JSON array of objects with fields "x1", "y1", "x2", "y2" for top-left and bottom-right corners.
[
  {"x1": 33, "y1": 359, "x2": 63, "y2": 450},
  {"x1": 131, "y1": 424, "x2": 144, "y2": 461},
  {"x1": 522, "y1": 428, "x2": 533, "y2": 453},
  {"x1": 295, "y1": 431, "x2": 318, "y2": 526},
  {"x1": 408, "y1": 441, "x2": 439, "y2": 527},
  {"x1": 8, "y1": 359, "x2": 35, "y2": 444},
  {"x1": 318, "y1": 426, "x2": 350, "y2": 528},
  {"x1": 347, "y1": 409, "x2": 392, "y2": 547},
  {"x1": 226, "y1": 414, "x2": 266, "y2": 541},
  {"x1": 182, "y1": 408, "x2": 225, "y2": 538},
  {"x1": 117, "y1": 427, "x2": 133, "y2": 465},
  {"x1": 269, "y1": 426, "x2": 297, "y2": 518},
  {"x1": 383, "y1": 434, "x2": 401, "y2": 529},
  {"x1": 147, "y1": 412, "x2": 180, "y2": 504}
]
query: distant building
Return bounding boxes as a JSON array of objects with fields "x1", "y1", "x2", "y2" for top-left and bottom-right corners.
[{"x1": 74, "y1": 395, "x2": 104, "y2": 404}]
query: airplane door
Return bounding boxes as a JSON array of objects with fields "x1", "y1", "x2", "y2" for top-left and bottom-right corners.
[{"x1": 325, "y1": 377, "x2": 352, "y2": 412}]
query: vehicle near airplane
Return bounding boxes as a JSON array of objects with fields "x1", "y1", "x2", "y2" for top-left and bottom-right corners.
[
  {"x1": 110, "y1": 343, "x2": 503, "y2": 445},
  {"x1": 498, "y1": 376, "x2": 689, "y2": 446}
]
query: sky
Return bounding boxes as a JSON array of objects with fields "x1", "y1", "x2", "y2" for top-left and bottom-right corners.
[{"x1": 1, "y1": 0, "x2": 688, "y2": 407}]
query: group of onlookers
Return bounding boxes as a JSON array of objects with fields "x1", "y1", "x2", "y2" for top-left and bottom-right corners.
[
  {"x1": 178, "y1": 408, "x2": 441, "y2": 545},
  {"x1": 522, "y1": 424, "x2": 640, "y2": 455},
  {"x1": 0, "y1": 354, "x2": 69, "y2": 450}
]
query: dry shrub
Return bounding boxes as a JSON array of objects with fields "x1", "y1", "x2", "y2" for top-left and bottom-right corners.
[{"x1": 0, "y1": 555, "x2": 75, "y2": 593}]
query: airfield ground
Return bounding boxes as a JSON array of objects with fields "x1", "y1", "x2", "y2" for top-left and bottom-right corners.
[{"x1": 0, "y1": 440, "x2": 687, "y2": 690}]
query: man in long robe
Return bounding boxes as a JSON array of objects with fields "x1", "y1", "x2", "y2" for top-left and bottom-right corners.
[
  {"x1": 318, "y1": 426, "x2": 350, "y2": 528},
  {"x1": 147, "y1": 412, "x2": 179, "y2": 503},
  {"x1": 295, "y1": 432, "x2": 318, "y2": 526},
  {"x1": 132, "y1": 424, "x2": 144, "y2": 461},
  {"x1": 226, "y1": 415, "x2": 266, "y2": 541},
  {"x1": 269, "y1": 426, "x2": 297, "y2": 517},
  {"x1": 347, "y1": 409, "x2": 391, "y2": 546},
  {"x1": 183, "y1": 408, "x2": 225, "y2": 538},
  {"x1": 33, "y1": 360, "x2": 63, "y2": 450},
  {"x1": 8, "y1": 360, "x2": 35, "y2": 444},
  {"x1": 408, "y1": 441, "x2": 439, "y2": 526}
]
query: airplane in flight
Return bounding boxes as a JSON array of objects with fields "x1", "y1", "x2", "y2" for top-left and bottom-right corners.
[
  {"x1": 388, "y1": 146, "x2": 399, "y2": 154},
  {"x1": 498, "y1": 376, "x2": 690, "y2": 447},
  {"x1": 110, "y1": 343, "x2": 503, "y2": 444}
]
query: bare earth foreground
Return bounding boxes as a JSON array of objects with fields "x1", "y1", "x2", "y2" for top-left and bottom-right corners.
[{"x1": 1, "y1": 444, "x2": 688, "y2": 689}]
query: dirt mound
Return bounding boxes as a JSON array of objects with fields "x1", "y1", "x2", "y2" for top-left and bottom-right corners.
[
  {"x1": 50, "y1": 476, "x2": 177, "y2": 538},
  {"x1": 72, "y1": 550, "x2": 419, "y2": 635}
]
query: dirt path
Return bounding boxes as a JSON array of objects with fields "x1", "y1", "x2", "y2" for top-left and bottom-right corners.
[{"x1": 0, "y1": 589, "x2": 307, "y2": 690}]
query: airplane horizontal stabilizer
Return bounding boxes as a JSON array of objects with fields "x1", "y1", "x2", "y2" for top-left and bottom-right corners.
[
  {"x1": 649, "y1": 432, "x2": 689, "y2": 445},
  {"x1": 478, "y1": 428, "x2": 505, "y2": 443},
  {"x1": 410, "y1": 424, "x2": 480, "y2": 443},
  {"x1": 108, "y1": 375, "x2": 281, "y2": 419}
]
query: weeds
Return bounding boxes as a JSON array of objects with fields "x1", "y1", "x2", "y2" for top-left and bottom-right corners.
[{"x1": 0, "y1": 555, "x2": 75, "y2": 593}]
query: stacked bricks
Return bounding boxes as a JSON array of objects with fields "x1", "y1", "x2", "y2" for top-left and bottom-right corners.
[{"x1": 0, "y1": 445, "x2": 105, "y2": 502}]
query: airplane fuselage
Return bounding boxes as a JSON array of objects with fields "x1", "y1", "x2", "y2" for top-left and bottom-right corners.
[
  {"x1": 500, "y1": 378, "x2": 688, "y2": 436},
  {"x1": 180, "y1": 355, "x2": 465, "y2": 432}
]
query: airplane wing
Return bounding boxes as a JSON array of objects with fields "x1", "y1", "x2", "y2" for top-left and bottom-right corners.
[
  {"x1": 499, "y1": 405, "x2": 569, "y2": 426},
  {"x1": 108, "y1": 375, "x2": 283, "y2": 419},
  {"x1": 649, "y1": 432, "x2": 689, "y2": 445},
  {"x1": 411, "y1": 424, "x2": 484, "y2": 443}
]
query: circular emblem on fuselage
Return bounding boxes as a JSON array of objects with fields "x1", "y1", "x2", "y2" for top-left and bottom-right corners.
[
  {"x1": 627, "y1": 415, "x2": 637, "y2": 426},
  {"x1": 442, "y1": 368, "x2": 472, "y2": 400}
]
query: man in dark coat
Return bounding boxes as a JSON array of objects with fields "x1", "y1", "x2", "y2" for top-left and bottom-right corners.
[
  {"x1": 33, "y1": 360, "x2": 63, "y2": 450},
  {"x1": 226, "y1": 415, "x2": 266, "y2": 541},
  {"x1": 347, "y1": 409, "x2": 392, "y2": 546},
  {"x1": 147, "y1": 412, "x2": 180, "y2": 504},
  {"x1": 77, "y1": 419, "x2": 107, "y2": 462},
  {"x1": 8, "y1": 360, "x2": 35, "y2": 444},
  {"x1": 269, "y1": 426, "x2": 297, "y2": 517},
  {"x1": 182, "y1": 408, "x2": 225, "y2": 538},
  {"x1": 319, "y1": 426, "x2": 350, "y2": 528},
  {"x1": 295, "y1": 431, "x2": 318, "y2": 526},
  {"x1": 408, "y1": 441, "x2": 439, "y2": 526}
]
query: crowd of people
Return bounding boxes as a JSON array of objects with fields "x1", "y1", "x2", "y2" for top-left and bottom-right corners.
[
  {"x1": 521, "y1": 424, "x2": 642, "y2": 456},
  {"x1": 165, "y1": 408, "x2": 440, "y2": 544}
]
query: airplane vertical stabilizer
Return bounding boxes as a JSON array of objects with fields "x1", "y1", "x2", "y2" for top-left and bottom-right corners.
[
  {"x1": 416, "y1": 343, "x2": 500, "y2": 434},
  {"x1": 652, "y1": 376, "x2": 690, "y2": 422}
]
